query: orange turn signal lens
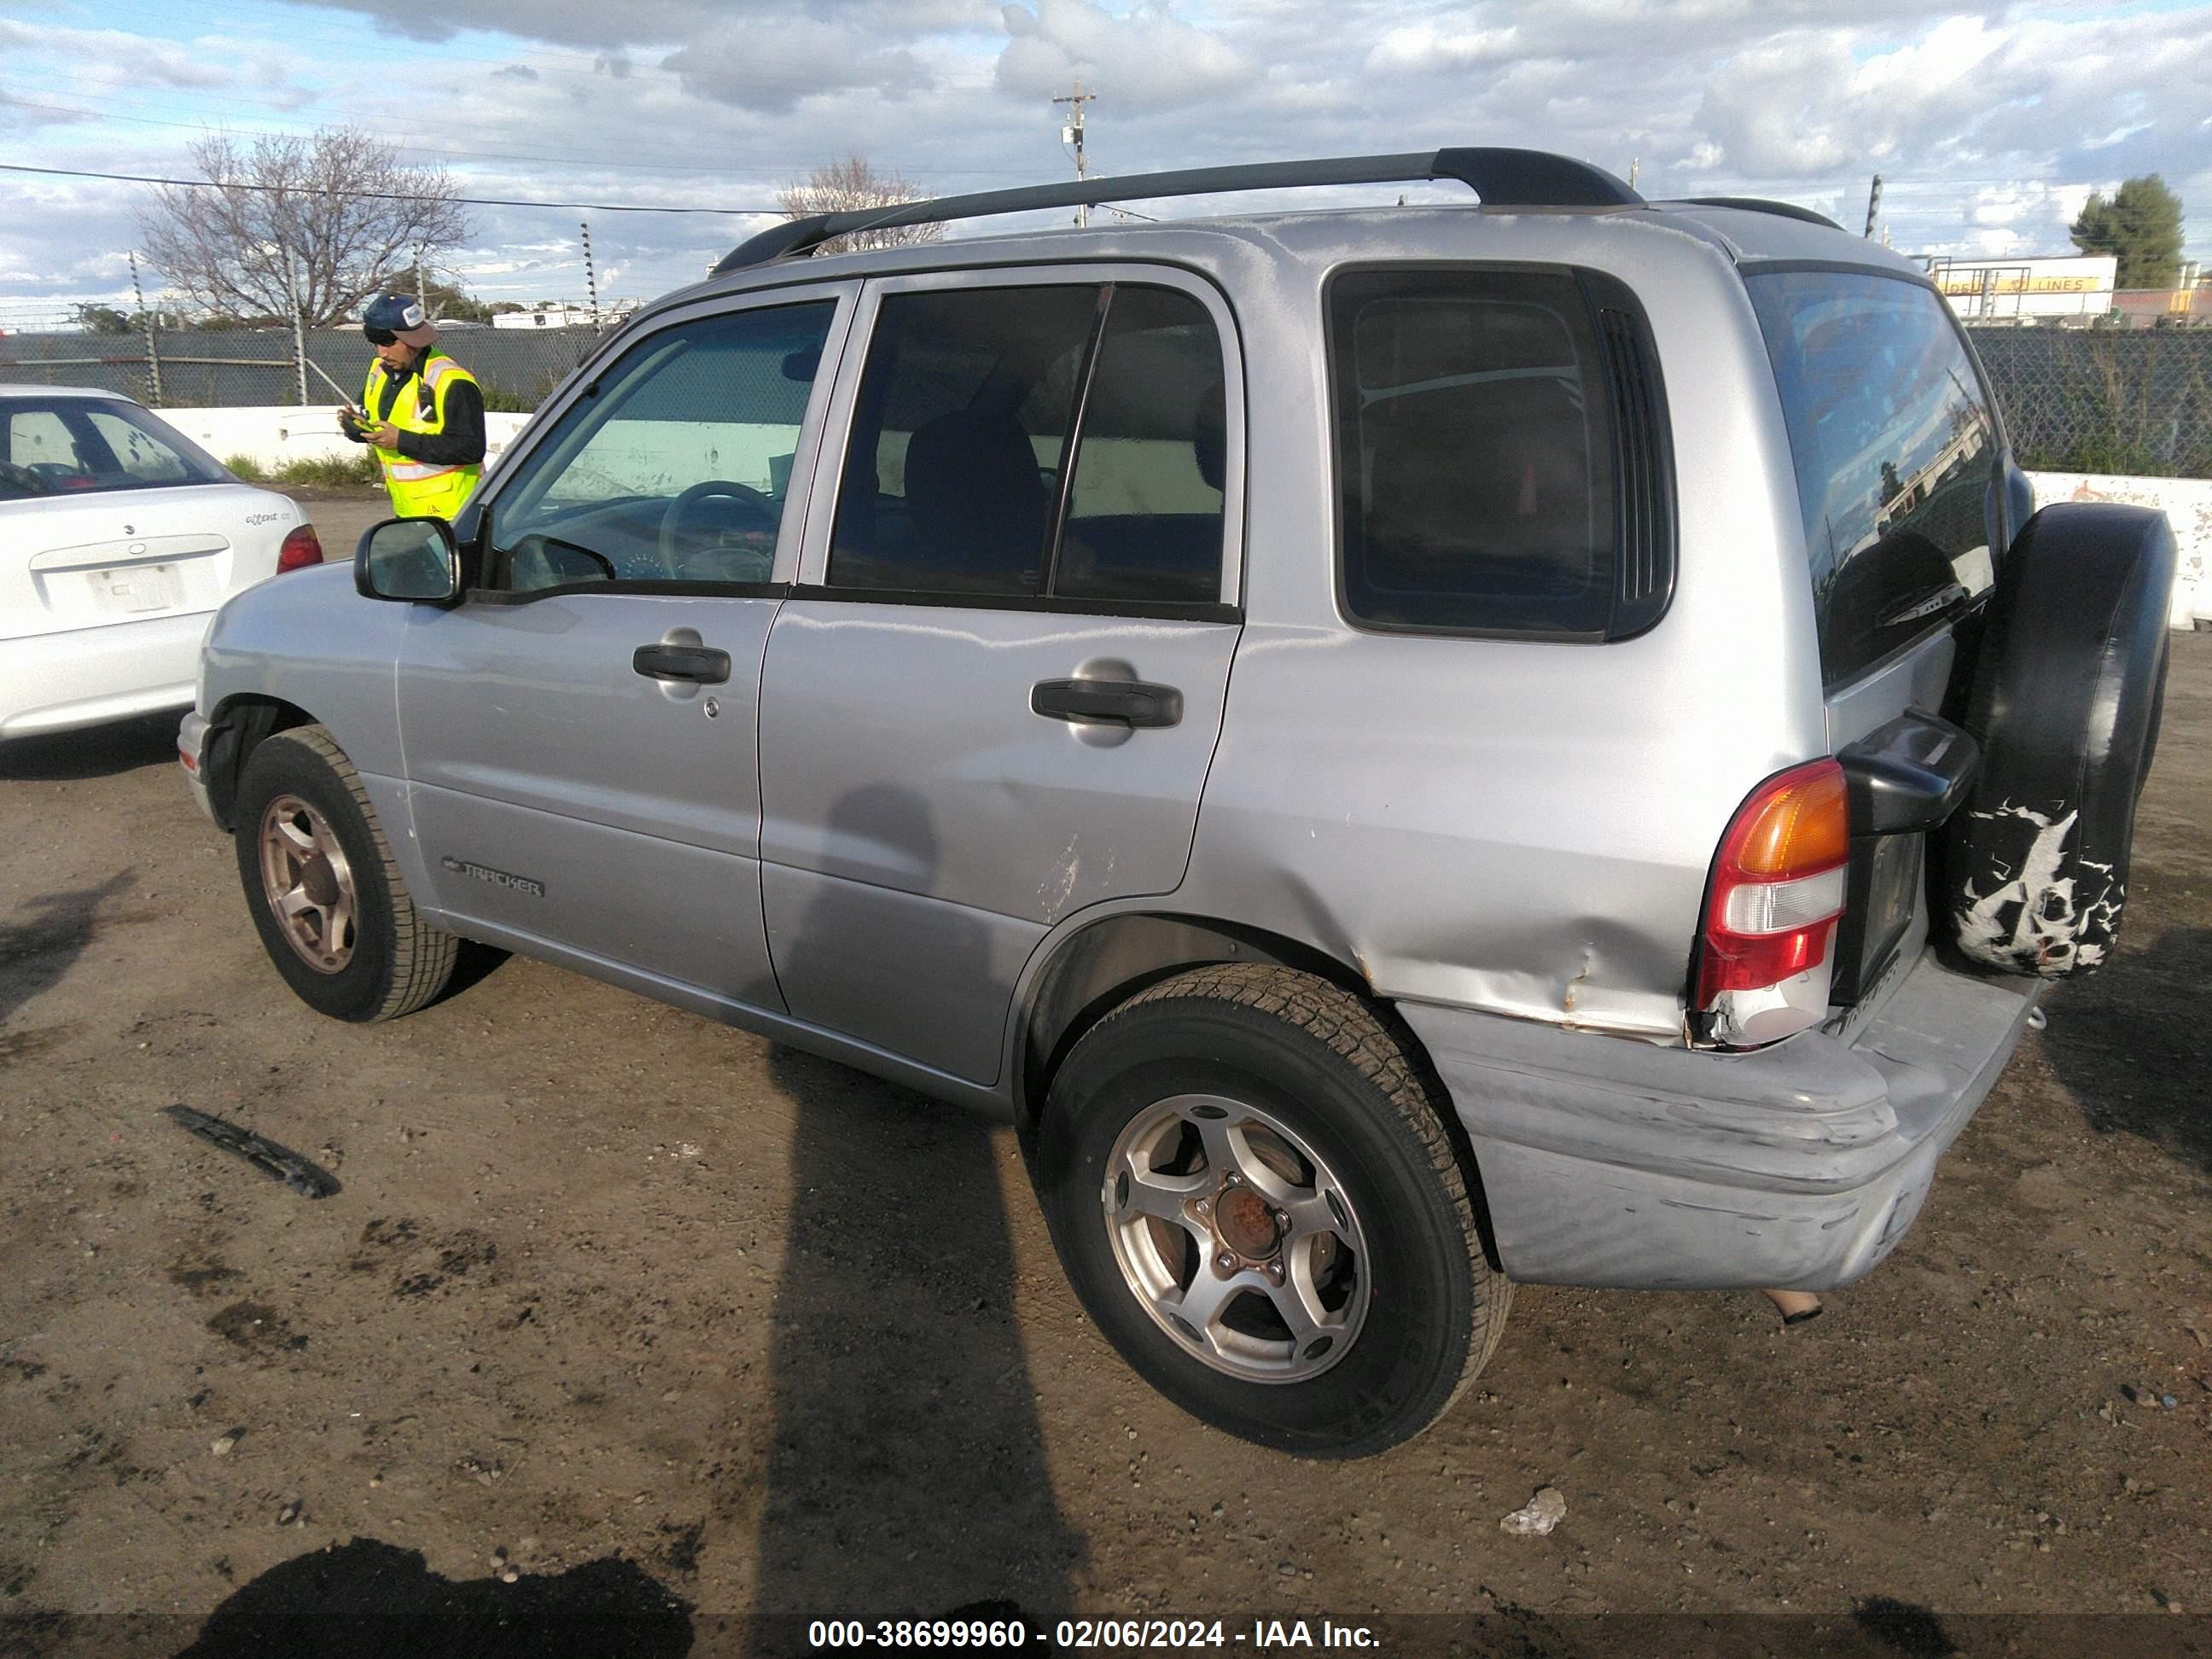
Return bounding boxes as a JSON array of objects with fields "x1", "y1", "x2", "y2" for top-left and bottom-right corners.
[{"x1": 1726, "y1": 761, "x2": 1848, "y2": 880}]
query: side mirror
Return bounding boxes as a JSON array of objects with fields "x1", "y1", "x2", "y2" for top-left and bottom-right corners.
[{"x1": 356, "y1": 515, "x2": 460, "y2": 603}]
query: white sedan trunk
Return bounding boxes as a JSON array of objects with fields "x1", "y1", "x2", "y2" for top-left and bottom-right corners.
[{"x1": 2, "y1": 480, "x2": 306, "y2": 736}]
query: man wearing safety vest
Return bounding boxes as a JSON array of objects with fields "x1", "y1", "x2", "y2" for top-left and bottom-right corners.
[{"x1": 338, "y1": 294, "x2": 486, "y2": 520}]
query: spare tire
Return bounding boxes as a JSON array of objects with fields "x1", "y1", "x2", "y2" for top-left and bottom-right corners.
[{"x1": 1945, "y1": 501, "x2": 2174, "y2": 978}]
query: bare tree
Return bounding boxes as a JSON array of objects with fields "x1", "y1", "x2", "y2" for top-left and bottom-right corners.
[
  {"x1": 777, "y1": 157, "x2": 946, "y2": 257},
  {"x1": 138, "y1": 128, "x2": 469, "y2": 327}
]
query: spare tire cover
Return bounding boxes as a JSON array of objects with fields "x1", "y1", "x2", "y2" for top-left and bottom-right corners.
[{"x1": 1945, "y1": 501, "x2": 2174, "y2": 977}]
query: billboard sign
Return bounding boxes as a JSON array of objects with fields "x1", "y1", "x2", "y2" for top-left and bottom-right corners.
[{"x1": 1925, "y1": 256, "x2": 2117, "y2": 319}]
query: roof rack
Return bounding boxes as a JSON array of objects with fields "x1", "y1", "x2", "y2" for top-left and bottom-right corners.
[
  {"x1": 713, "y1": 147, "x2": 1644, "y2": 275},
  {"x1": 1674, "y1": 196, "x2": 1845, "y2": 232}
]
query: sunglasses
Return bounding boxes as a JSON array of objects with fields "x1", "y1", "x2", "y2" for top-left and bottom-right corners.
[{"x1": 364, "y1": 328, "x2": 399, "y2": 346}]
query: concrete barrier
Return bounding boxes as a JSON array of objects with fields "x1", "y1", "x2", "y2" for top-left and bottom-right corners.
[
  {"x1": 2025, "y1": 471, "x2": 2212, "y2": 630},
  {"x1": 156, "y1": 405, "x2": 532, "y2": 472}
]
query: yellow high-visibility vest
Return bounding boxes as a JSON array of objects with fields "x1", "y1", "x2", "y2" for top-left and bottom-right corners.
[{"x1": 364, "y1": 352, "x2": 480, "y2": 521}]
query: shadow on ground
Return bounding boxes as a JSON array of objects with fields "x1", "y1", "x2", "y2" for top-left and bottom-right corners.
[
  {"x1": 168, "y1": 1537, "x2": 692, "y2": 1657},
  {"x1": 2042, "y1": 923, "x2": 2212, "y2": 1177},
  {"x1": 0, "y1": 713, "x2": 181, "y2": 782},
  {"x1": 748, "y1": 783, "x2": 1084, "y2": 1623},
  {"x1": 752, "y1": 1047, "x2": 1085, "y2": 1621},
  {"x1": 0, "y1": 872, "x2": 136, "y2": 1026}
]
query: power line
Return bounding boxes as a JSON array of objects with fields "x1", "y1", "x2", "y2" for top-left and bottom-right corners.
[{"x1": 0, "y1": 160, "x2": 778, "y2": 216}]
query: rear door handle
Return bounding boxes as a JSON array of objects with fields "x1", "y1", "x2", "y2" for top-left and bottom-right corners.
[
  {"x1": 1030, "y1": 678, "x2": 1183, "y2": 729},
  {"x1": 632, "y1": 643, "x2": 731, "y2": 684}
]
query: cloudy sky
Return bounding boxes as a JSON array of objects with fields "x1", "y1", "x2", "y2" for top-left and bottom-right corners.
[{"x1": 3, "y1": 0, "x2": 2209, "y2": 328}]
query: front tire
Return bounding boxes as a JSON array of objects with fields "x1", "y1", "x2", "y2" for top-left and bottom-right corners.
[
  {"x1": 232, "y1": 725, "x2": 457, "y2": 1022},
  {"x1": 1035, "y1": 964, "x2": 1510, "y2": 1458}
]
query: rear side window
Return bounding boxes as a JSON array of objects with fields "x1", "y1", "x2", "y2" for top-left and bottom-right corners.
[
  {"x1": 1747, "y1": 271, "x2": 2000, "y2": 688},
  {"x1": 1329, "y1": 267, "x2": 1668, "y2": 637}
]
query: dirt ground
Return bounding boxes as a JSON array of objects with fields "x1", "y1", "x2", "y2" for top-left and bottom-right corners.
[{"x1": 2, "y1": 555, "x2": 2209, "y2": 1655}]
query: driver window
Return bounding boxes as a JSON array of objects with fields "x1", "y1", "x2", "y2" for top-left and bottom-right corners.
[{"x1": 487, "y1": 300, "x2": 836, "y2": 592}]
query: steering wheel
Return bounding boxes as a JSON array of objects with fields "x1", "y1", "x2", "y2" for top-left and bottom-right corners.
[{"x1": 656, "y1": 480, "x2": 780, "y2": 580}]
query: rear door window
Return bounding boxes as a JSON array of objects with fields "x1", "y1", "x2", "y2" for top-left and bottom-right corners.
[
  {"x1": 1746, "y1": 271, "x2": 2000, "y2": 688},
  {"x1": 830, "y1": 285, "x2": 1097, "y2": 597},
  {"x1": 828, "y1": 282, "x2": 1227, "y2": 606},
  {"x1": 1057, "y1": 286, "x2": 1226, "y2": 605}
]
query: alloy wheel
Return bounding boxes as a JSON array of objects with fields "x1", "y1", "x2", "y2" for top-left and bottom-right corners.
[
  {"x1": 256, "y1": 794, "x2": 358, "y2": 975},
  {"x1": 1100, "y1": 1092, "x2": 1371, "y2": 1383}
]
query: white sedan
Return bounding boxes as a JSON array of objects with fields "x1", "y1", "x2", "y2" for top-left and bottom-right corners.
[{"x1": 2, "y1": 385, "x2": 325, "y2": 739}]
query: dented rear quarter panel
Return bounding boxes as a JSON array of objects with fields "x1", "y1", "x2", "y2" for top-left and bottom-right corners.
[{"x1": 1176, "y1": 212, "x2": 1831, "y2": 1042}]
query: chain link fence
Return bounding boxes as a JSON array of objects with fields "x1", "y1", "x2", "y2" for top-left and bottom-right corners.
[
  {"x1": 0, "y1": 326, "x2": 601, "y2": 414},
  {"x1": 1965, "y1": 327, "x2": 2212, "y2": 480},
  {"x1": 6, "y1": 319, "x2": 2208, "y2": 481}
]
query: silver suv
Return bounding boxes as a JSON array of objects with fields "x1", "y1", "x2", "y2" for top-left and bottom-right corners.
[{"x1": 181, "y1": 148, "x2": 2174, "y2": 1457}]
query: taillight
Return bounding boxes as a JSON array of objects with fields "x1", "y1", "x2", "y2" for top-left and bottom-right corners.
[
  {"x1": 1697, "y1": 759, "x2": 1849, "y2": 1046},
  {"x1": 277, "y1": 524, "x2": 324, "y2": 573}
]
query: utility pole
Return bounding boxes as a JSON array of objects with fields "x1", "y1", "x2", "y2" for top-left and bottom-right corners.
[
  {"x1": 1862, "y1": 173, "x2": 1883, "y2": 239},
  {"x1": 1053, "y1": 79, "x2": 1097, "y2": 227},
  {"x1": 415, "y1": 247, "x2": 428, "y2": 313},
  {"x1": 129, "y1": 250, "x2": 163, "y2": 408},
  {"x1": 287, "y1": 250, "x2": 308, "y2": 407},
  {"x1": 580, "y1": 219, "x2": 601, "y2": 331}
]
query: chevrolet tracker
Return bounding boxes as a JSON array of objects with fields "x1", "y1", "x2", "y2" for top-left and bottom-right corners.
[{"x1": 181, "y1": 148, "x2": 2172, "y2": 1456}]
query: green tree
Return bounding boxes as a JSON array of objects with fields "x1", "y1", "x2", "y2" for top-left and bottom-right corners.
[
  {"x1": 73, "y1": 304, "x2": 134, "y2": 335},
  {"x1": 2069, "y1": 175, "x2": 2186, "y2": 288}
]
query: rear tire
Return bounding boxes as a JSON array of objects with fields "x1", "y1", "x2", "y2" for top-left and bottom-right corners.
[
  {"x1": 1034, "y1": 963, "x2": 1510, "y2": 1458},
  {"x1": 233, "y1": 725, "x2": 457, "y2": 1022}
]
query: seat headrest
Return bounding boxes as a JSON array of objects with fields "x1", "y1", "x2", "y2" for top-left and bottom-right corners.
[{"x1": 905, "y1": 409, "x2": 1048, "y2": 578}]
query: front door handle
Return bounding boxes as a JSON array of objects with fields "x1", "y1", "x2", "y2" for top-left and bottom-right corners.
[
  {"x1": 633, "y1": 643, "x2": 731, "y2": 684},
  {"x1": 1031, "y1": 677, "x2": 1183, "y2": 729}
]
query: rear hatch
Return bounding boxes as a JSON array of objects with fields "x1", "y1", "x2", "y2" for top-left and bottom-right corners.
[{"x1": 1743, "y1": 265, "x2": 2012, "y2": 1014}]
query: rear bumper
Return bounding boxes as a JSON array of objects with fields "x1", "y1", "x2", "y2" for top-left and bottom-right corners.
[
  {"x1": 0, "y1": 613, "x2": 208, "y2": 737},
  {"x1": 1397, "y1": 949, "x2": 2039, "y2": 1291}
]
